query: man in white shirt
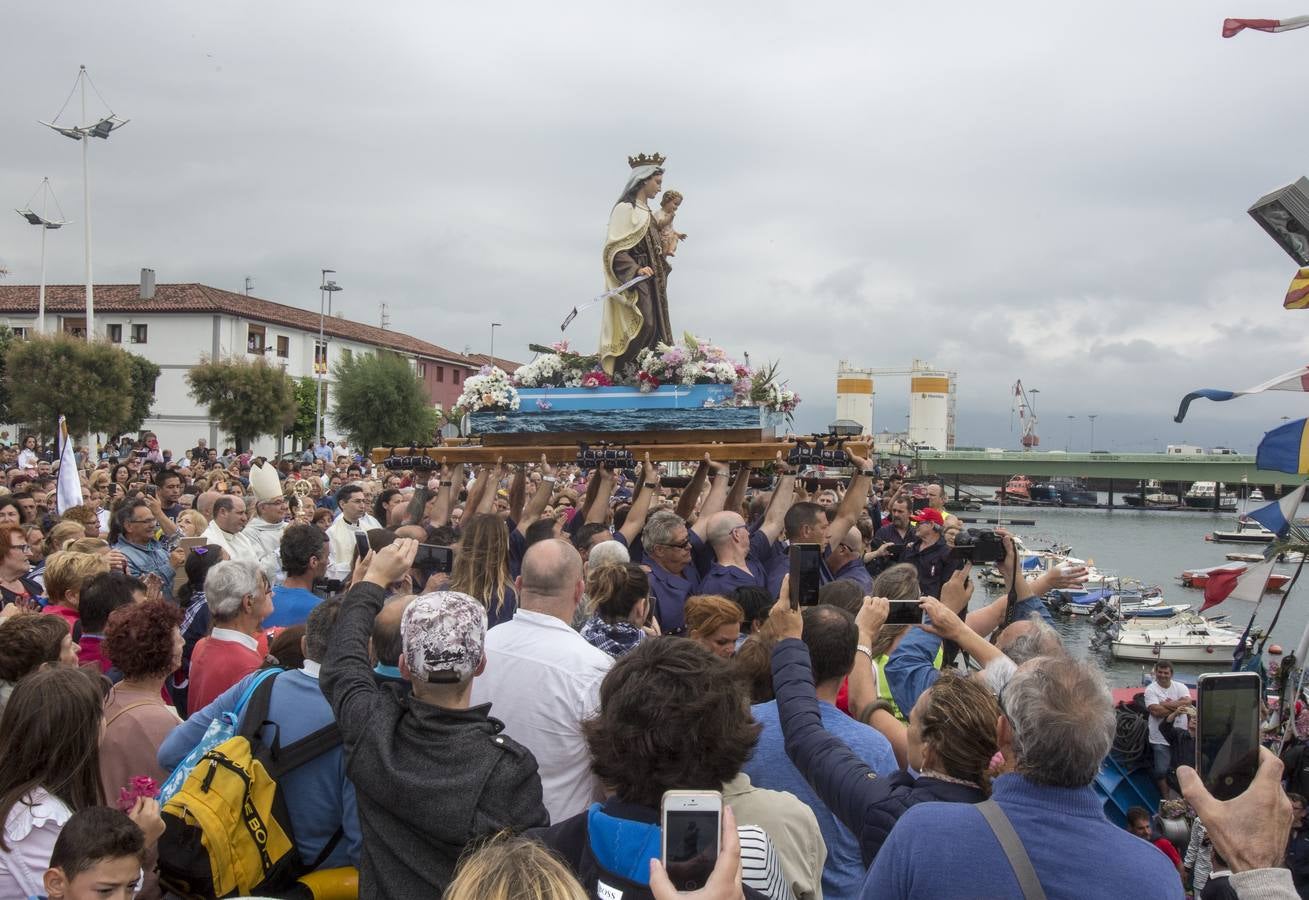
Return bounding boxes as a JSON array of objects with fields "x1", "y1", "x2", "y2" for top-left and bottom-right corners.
[
  {"x1": 470, "y1": 538, "x2": 613, "y2": 822},
  {"x1": 201, "y1": 495, "x2": 260, "y2": 564},
  {"x1": 326, "y1": 484, "x2": 381, "y2": 571},
  {"x1": 1145, "y1": 658, "x2": 1192, "y2": 798}
]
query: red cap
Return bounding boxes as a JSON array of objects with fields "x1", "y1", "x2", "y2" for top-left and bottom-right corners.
[{"x1": 912, "y1": 507, "x2": 945, "y2": 526}]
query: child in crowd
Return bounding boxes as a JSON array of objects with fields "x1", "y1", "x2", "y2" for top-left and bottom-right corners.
[{"x1": 38, "y1": 806, "x2": 146, "y2": 900}]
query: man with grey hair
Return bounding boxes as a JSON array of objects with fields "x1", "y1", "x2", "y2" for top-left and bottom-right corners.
[
  {"x1": 642, "y1": 509, "x2": 701, "y2": 634},
  {"x1": 322, "y1": 538, "x2": 547, "y2": 897},
  {"x1": 470, "y1": 538, "x2": 613, "y2": 822},
  {"x1": 864, "y1": 655, "x2": 1183, "y2": 898},
  {"x1": 187, "y1": 560, "x2": 272, "y2": 714}
]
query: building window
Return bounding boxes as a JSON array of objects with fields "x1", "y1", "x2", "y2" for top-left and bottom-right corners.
[
  {"x1": 453, "y1": 369, "x2": 461, "y2": 385},
  {"x1": 341, "y1": 348, "x2": 352, "y2": 364},
  {"x1": 247, "y1": 324, "x2": 266, "y2": 354},
  {"x1": 436, "y1": 365, "x2": 444, "y2": 383},
  {"x1": 276, "y1": 335, "x2": 289, "y2": 358},
  {"x1": 9, "y1": 327, "x2": 28, "y2": 340},
  {"x1": 418, "y1": 361, "x2": 427, "y2": 378},
  {"x1": 314, "y1": 340, "x2": 327, "y2": 374},
  {"x1": 131, "y1": 324, "x2": 148, "y2": 344},
  {"x1": 107, "y1": 324, "x2": 122, "y2": 343},
  {"x1": 63, "y1": 317, "x2": 86, "y2": 338}
]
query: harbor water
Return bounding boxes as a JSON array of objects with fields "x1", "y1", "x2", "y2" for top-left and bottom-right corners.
[{"x1": 966, "y1": 498, "x2": 1306, "y2": 688}]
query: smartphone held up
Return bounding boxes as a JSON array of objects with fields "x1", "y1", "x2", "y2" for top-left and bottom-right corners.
[
  {"x1": 789, "y1": 543, "x2": 822, "y2": 610},
  {"x1": 661, "y1": 790, "x2": 722, "y2": 893},
  {"x1": 1195, "y1": 672, "x2": 1262, "y2": 801}
]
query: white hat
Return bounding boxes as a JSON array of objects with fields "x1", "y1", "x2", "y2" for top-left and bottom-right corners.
[{"x1": 249, "y1": 460, "x2": 282, "y2": 505}]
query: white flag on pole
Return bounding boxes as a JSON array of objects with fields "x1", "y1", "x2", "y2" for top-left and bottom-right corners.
[{"x1": 55, "y1": 416, "x2": 83, "y2": 514}]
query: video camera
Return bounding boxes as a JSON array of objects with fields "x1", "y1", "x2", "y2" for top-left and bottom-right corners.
[
  {"x1": 381, "y1": 448, "x2": 434, "y2": 470},
  {"x1": 949, "y1": 528, "x2": 1006, "y2": 564}
]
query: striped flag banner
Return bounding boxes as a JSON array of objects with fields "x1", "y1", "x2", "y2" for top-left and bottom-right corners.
[
  {"x1": 1286, "y1": 268, "x2": 1309, "y2": 309},
  {"x1": 1174, "y1": 364, "x2": 1309, "y2": 422},
  {"x1": 55, "y1": 415, "x2": 83, "y2": 514},
  {"x1": 1256, "y1": 417, "x2": 1309, "y2": 474},
  {"x1": 1223, "y1": 15, "x2": 1309, "y2": 37}
]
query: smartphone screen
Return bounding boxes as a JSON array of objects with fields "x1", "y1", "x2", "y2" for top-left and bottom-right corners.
[
  {"x1": 789, "y1": 543, "x2": 822, "y2": 609},
  {"x1": 354, "y1": 532, "x2": 370, "y2": 560},
  {"x1": 885, "y1": 599, "x2": 922, "y2": 625},
  {"x1": 1196, "y1": 672, "x2": 1261, "y2": 800},
  {"x1": 662, "y1": 795, "x2": 720, "y2": 892},
  {"x1": 414, "y1": 543, "x2": 455, "y2": 574}
]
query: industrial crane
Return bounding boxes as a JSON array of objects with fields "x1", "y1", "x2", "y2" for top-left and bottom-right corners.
[{"x1": 1013, "y1": 380, "x2": 1039, "y2": 449}]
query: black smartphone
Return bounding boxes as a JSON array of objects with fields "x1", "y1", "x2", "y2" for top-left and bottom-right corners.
[
  {"x1": 354, "y1": 532, "x2": 370, "y2": 560},
  {"x1": 911, "y1": 497, "x2": 930, "y2": 512},
  {"x1": 1196, "y1": 672, "x2": 1261, "y2": 800},
  {"x1": 789, "y1": 543, "x2": 822, "y2": 609},
  {"x1": 414, "y1": 543, "x2": 455, "y2": 575},
  {"x1": 661, "y1": 790, "x2": 722, "y2": 892},
  {"x1": 885, "y1": 599, "x2": 923, "y2": 625}
]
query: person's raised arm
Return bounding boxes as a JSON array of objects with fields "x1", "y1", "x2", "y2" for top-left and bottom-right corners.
[
  {"x1": 676, "y1": 458, "x2": 710, "y2": 522},
  {"x1": 724, "y1": 462, "x2": 753, "y2": 519},
  {"x1": 844, "y1": 596, "x2": 909, "y2": 769},
  {"x1": 145, "y1": 494, "x2": 178, "y2": 538},
  {"x1": 586, "y1": 466, "x2": 617, "y2": 525},
  {"x1": 825, "y1": 453, "x2": 872, "y2": 552},
  {"x1": 690, "y1": 457, "x2": 731, "y2": 541},
  {"x1": 507, "y1": 465, "x2": 527, "y2": 523},
  {"x1": 964, "y1": 533, "x2": 1049, "y2": 635},
  {"x1": 473, "y1": 459, "x2": 505, "y2": 516},
  {"x1": 516, "y1": 456, "x2": 556, "y2": 536},
  {"x1": 619, "y1": 453, "x2": 658, "y2": 546},
  {"x1": 920, "y1": 594, "x2": 1003, "y2": 667},
  {"x1": 322, "y1": 539, "x2": 417, "y2": 742},
  {"x1": 462, "y1": 464, "x2": 490, "y2": 517},
  {"x1": 576, "y1": 467, "x2": 605, "y2": 523},
  {"x1": 757, "y1": 462, "x2": 795, "y2": 544},
  {"x1": 429, "y1": 462, "x2": 463, "y2": 527}
]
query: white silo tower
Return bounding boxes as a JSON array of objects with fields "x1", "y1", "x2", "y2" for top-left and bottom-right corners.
[
  {"x1": 907, "y1": 362, "x2": 952, "y2": 450},
  {"x1": 835, "y1": 362, "x2": 874, "y2": 434}
]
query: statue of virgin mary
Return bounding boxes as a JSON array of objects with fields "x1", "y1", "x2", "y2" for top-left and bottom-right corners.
[{"x1": 599, "y1": 155, "x2": 673, "y2": 375}]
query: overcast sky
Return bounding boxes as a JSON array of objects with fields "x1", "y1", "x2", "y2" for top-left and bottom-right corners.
[{"x1": 2, "y1": 1, "x2": 1307, "y2": 452}]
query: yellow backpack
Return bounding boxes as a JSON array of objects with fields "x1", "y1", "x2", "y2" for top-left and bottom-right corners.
[{"x1": 157, "y1": 673, "x2": 344, "y2": 899}]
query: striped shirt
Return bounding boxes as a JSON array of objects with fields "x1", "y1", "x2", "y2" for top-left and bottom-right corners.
[
  {"x1": 1184, "y1": 818, "x2": 1212, "y2": 891},
  {"x1": 737, "y1": 824, "x2": 795, "y2": 900}
]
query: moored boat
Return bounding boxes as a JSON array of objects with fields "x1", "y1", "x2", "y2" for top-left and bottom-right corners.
[
  {"x1": 1184, "y1": 481, "x2": 1238, "y2": 511},
  {"x1": 1108, "y1": 616, "x2": 1246, "y2": 663},
  {"x1": 997, "y1": 475, "x2": 1033, "y2": 503},
  {"x1": 1207, "y1": 520, "x2": 1276, "y2": 544},
  {"x1": 1178, "y1": 563, "x2": 1289, "y2": 592}
]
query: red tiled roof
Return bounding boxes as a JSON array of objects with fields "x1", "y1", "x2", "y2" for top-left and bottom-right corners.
[
  {"x1": 0, "y1": 283, "x2": 473, "y2": 364},
  {"x1": 464, "y1": 352, "x2": 525, "y2": 373}
]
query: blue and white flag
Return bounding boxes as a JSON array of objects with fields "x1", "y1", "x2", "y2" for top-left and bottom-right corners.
[
  {"x1": 1245, "y1": 484, "x2": 1305, "y2": 538},
  {"x1": 1174, "y1": 364, "x2": 1309, "y2": 422},
  {"x1": 55, "y1": 415, "x2": 83, "y2": 514}
]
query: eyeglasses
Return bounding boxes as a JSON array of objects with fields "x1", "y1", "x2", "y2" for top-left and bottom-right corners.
[
  {"x1": 129, "y1": 518, "x2": 156, "y2": 525},
  {"x1": 11, "y1": 543, "x2": 29, "y2": 552},
  {"x1": 660, "y1": 539, "x2": 692, "y2": 550}
]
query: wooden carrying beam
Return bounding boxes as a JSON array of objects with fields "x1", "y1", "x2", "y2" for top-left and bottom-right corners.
[{"x1": 372, "y1": 440, "x2": 871, "y2": 466}]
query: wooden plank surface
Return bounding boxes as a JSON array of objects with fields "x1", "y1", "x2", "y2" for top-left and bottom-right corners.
[
  {"x1": 479, "y1": 427, "x2": 771, "y2": 447},
  {"x1": 372, "y1": 440, "x2": 870, "y2": 465}
]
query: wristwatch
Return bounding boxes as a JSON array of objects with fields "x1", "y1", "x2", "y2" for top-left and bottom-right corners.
[
  {"x1": 856, "y1": 644, "x2": 874, "y2": 659},
  {"x1": 643, "y1": 482, "x2": 658, "y2": 489},
  {"x1": 542, "y1": 475, "x2": 557, "y2": 483}
]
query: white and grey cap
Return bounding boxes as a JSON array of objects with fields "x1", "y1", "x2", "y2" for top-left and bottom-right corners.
[{"x1": 400, "y1": 591, "x2": 487, "y2": 684}]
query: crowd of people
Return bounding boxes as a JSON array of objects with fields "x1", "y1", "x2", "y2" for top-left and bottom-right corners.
[{"x1": 0, "y1": 432, "x2": 1301, "y2": 899}]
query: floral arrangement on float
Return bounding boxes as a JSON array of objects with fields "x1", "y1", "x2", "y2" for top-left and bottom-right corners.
[
  {"x1": 451, "y1": 365, "x2": 520, "y2": 416},
  {"x1": 510, "y1": 334, "x2": 800, "y2": 421}
]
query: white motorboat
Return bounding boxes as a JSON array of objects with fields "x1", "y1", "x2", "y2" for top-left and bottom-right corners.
[
  {"x1": 1184, "y1": 482, "x2": 1239, "y2": 511},
  {"x1": 1109, "y1": 616, "x2": 1246, "y2": 664},
  {"x1": 1250, "y1": 489, "x2": 1266, "y2": 501}
]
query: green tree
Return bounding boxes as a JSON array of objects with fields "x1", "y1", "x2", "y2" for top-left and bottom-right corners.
[
  {"x1": 330, "y1": 351, "x2": 438, "y2": 452},
  {"x1": 286, "y1": 376, "x2": 318, "y2": 450},
  {"x1": 6, "y1": 333, "x2": 134, "y2": 437},
  {"x1": 186, "y1": 356, "x2": 297, "y2": 451},
  {"x1": 122, "y1": 353, "x2": 162, "y2": 436},
  {"x1": 0, "y1": 327, "x2": 16, "y2": 425}
]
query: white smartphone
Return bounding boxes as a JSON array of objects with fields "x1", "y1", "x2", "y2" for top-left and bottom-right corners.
[{"x1": 660, "y1": 790, "x2": 722, "y2": 892}]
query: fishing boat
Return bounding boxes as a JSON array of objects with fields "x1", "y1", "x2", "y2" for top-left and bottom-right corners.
[
  {"x1": 1029, "y1": 476, "x2": 1099, "y2": 507},
  {"x1": 997, "y1": 475, "x2": 1032, "y2": 503},
  {"x1": 1184, "y1": 482, "x2": 1238, "y2": 511},
  {"x1": 1178, "y1": 564, "x2": 1289, "y2": 592},
  {"x1": 1225, "y1": 551, "x2": 1267, "y2": 563},
  {"x1": 1123, "y1": 480, "x2": 1180, "y2": 508},
  {"x1": 1250, "y1": 488, "x2": 1266, "y2": 501},
  {"x1": 1106, "y1": 615, "x2": 1247, "y2": 664},
  {"x1": 1050, "y1": 588, "x2": 1176, "y2": 617},
  {"x1": 1207, "y1": 519, "x2": 1276, "y2": 544}
]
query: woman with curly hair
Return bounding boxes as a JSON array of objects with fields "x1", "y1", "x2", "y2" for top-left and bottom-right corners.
[{"x1": 98, "y1": 600, "x2": 184, "y2": 797}]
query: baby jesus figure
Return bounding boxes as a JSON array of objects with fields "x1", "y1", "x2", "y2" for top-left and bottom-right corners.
[{"x1": 652, "y1": 190, "x2": 687, "y2": 257}]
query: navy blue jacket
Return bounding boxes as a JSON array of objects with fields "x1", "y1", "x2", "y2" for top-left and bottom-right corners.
[{"x1": 770, "y1": 638, "x2": 983, "y2": 865}]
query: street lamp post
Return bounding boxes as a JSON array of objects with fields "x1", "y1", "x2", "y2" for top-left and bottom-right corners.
[
  {"x1": 16, "y1": 178, "x2": 69, "y2": 334},
  {"x1": 40, "y1": 66, "x2": 127, "y2": 341},
  {"x1": 1088, "y1": 414, "x2": 1098, "y2": 451},
  {"x1": 314, "y1": 270, "x2": 342, "y2": 443},
  {"x1": 1066, "y1": 415, "x2": 1076, "y2": 452},
  {"x1": 490, "y1": 322, "x2": 502, "y2": 364}
]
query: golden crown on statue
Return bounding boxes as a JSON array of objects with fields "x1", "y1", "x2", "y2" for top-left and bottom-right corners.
[{"x1": 627, "y1": 152, "x2": 666, "y2": 169}]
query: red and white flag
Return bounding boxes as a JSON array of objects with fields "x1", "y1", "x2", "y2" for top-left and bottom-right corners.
[
  {"x1": 1223, "y1": 15, "x2": 1309, "y2": 37},
  {"x1": 1201, "y1": 558, "x2": 1278, "y2": 611}
]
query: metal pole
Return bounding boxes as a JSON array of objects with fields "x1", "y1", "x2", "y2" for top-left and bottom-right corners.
[
  {"x1": 37, "y1": 186, "x2": 48, "y2": 334},
  {"x1": 315, "y1": 282, "x2": 325, "y2": 443},
  {"x1": 1089, "y1": 414, "x2": 1097, "y2": 450},
  {"x1": 80, "y1": 67, "x2": 93, "y2": 340}
]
